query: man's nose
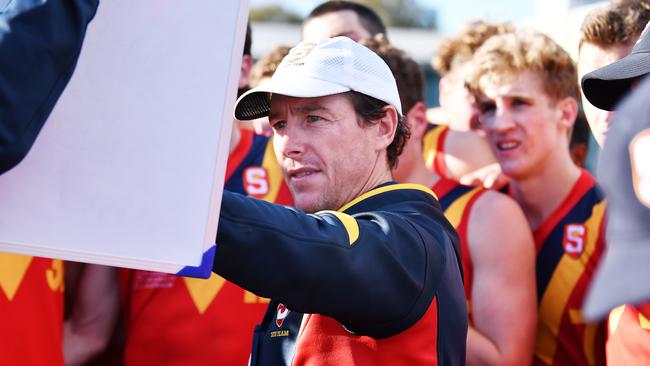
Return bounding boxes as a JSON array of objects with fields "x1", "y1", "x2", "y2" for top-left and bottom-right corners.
[
  {"x1": 277, "y1": 122, "x2": 305, "y2": 159},
  {"x1": 490, "y1": 108, "x2": 517, "y2": 133}
]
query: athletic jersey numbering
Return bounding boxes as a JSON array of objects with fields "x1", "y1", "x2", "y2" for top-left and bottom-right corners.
[
  {"x1": 531, "y1": 170, "x2": 607, "y2": 366},
  {"x1": 121, "y1": 129, "x2": 293, "y2": 366},
  {"x1": 0, "y1": 254, "x2": 64, "y2": 366}
]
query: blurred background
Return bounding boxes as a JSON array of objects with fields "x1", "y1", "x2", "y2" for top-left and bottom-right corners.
[{"x1": 248, "y1": 0, "x2": 608, "y2": 170}]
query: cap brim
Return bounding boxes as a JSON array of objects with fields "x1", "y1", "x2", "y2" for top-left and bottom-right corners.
[
  {"x1": 234, "y1": 77, "x2": 350, "y2": 120},
  {"x1": 583, "y1": 237, "x2": 650, "y2": 321},
  {"x1": 581, "y1": 52, "x2": 650, "y2": 111}
]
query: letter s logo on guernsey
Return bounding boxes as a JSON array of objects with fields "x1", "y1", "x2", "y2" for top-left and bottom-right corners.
[
  {"x1": 563, "y1": 224, "x2": 586, "y2": 258},
  {"x1": 243, "y1": 167, "x2": 269, "y2": 198},
  {"x1": 276, "y1": 303, "x2": 290, "y2": 328}
]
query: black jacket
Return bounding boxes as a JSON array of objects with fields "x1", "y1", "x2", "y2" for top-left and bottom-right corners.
[{"x1": 214, "y1": 182, "x2": 468, "y2": 365}]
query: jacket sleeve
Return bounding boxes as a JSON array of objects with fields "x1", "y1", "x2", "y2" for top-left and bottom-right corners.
[
  {"x1": 214, "y1": 190, "x2": 451, "y2": 338},
  {"x1": 0, "y1": 0, "x2": 99, "y2": 174}
]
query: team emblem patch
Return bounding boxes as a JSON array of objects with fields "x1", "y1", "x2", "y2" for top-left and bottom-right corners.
[
  {"x1": 284, "y1": 42, "x2": 316, "y2": 65},
  {"x1": 563, "y1": 224, "x2": 587, "y2": 258},
  {"x1": 243, "y1": 166, "x2": 270, "y2": 198},
  {"x1": 276, "y1": 303, "x2": 290, "y2": 328},
  {"x1": 630, "y1": 128, "x2": 650, "y2": 208}
]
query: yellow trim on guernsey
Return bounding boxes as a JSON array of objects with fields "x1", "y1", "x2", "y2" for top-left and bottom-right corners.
[
  {"x1": 608, "y1": 305, "x2": 626, "y2": 335},
  {"x1": 338, "y1": 183, "x2": 437, "y2": 212},
  {"x1": 535, "y1": 201, "x2": 607, "y2": 365},
  {"x1": 640, "y1": 311, "x2": 650, "y2": 330},
  {"x1": 318, "y1": 211, "x2": 360, "y2": 245},
  {"x1": 259, "y1": 137, "x2": 284, "y2": 203},
  {"x1": 443, "y1": 187, "x2": 482, "y2": 228},
  {"x1": 317, "y1": 184, "x2": 436, "y2": 246},
  {"x1": 422, "y1": 125, "x2": 446, "y2": 169}
]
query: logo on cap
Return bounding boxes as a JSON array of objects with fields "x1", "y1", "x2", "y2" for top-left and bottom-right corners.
[
  {"x1": 276, "y1": 303, "x2": 290, "y2": 327},
  {"x1": 284, "y1": 42, "x2": 317, "y2": 66},
  {"x1": 563, "y1": 224, "x2": 587, "y2": 258},
  {"x1": 630, "y1": 128, "x2": 650, "y2": 208}
]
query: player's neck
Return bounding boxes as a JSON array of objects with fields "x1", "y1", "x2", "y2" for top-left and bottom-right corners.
[
  {"x1": 393, "y1": 158, "x2": 440, "y2": 188},
  {"x1": 508, "y1": 151, "x2": 581, "y2": 230}
]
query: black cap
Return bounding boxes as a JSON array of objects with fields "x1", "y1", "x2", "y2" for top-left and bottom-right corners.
[
  {"x1": 583, "y1": 75, "x2": 650, "y2": 321},
  {"x1": 581, "y1": 22, "x2": 650, "y2": 111}
]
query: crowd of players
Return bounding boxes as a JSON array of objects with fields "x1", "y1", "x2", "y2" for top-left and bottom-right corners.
[{"x1": 2, "y1": 0, "x2": 650, "y2": 365}]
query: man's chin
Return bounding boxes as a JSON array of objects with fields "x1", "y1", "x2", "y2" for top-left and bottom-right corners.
[{"x1": 293, "y1": 193, "x2": 327, "y2": 214}]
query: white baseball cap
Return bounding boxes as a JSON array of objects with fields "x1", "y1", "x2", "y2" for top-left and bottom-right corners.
[{"x1": 234, "y1": 36, "x2": 402, "y2": 120}]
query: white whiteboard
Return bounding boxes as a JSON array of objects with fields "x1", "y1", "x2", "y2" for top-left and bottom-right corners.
[{"x1": 0, "y1": 0, "x2": 249, "y2": 278}]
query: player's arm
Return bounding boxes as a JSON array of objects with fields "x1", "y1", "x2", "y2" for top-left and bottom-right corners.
[
  {"x1": 214, "y1": 190, "x2": 453, "y2": 339},
  {"x1": 0, "y1": 0, "x2": 99, "y2": 174},
  {"x1": 63, "y1": 264, "x2": 120, "y2": 366},
  {"x1": 444, "y1": 130, "x2": 497, "y2": 181},
  {"x1": 466, "y1": 191, "x2": 537, "y2": 366}
]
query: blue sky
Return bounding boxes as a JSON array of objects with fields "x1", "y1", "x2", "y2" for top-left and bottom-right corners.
[{"x1": 250, "y1": 0, "x2": 535, "y2": 34}]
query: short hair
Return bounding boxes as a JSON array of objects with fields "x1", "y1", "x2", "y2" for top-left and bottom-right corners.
[
  {"x1": 249, "y1": 45, "x2": 291, "y2": 88},
  {"x1": 344, "y1": 90, "x2": 410, "y2": 169},
  {"x1": 359, "y1": 35, "x2": 424, "y2": 113},
  {"x1": 432, "y1": 20, "x2": 514, "y2": 76},
  {"x1": 306, "y1": 1, "x2": 387, "y2": 36},
  {"x1": 244, "y1": 23, "x2": 252, "y2": 57},
  {"x1": 579, "y1": 0, "x2": 650, "y2": 49},
  {"x1": 465, "y1": 31, "x2": 580, "y2": 102}
]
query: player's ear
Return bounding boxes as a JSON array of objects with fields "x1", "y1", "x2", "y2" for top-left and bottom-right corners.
[
  {"x1": 557, "y1": 96, "x2": 579, "y2": 130},
  {"x1": 406, "y1": 102, "x2": 428, "y2": 140},
  {"x1": 239, "y1": 54, "x2": 253, "y2": 89},
  {"x1": 438, "y1": 75, "x2": 451, "y2": 103},
  {"x1": 375, "y1": 105, "x2": 399, "y2": 152}
]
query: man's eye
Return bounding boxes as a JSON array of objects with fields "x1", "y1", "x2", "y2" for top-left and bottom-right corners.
[
  {"x1": 478, "y1": 103, "x2": 496, "y2": 115},
  {"x1": 512, "y1": 98, "x2": 530, "y2": 107},
  {"x1": 306, "y1": 115, "x2": 323, "y2": 123},
  {"x1": 271, "y1": 121, "x2": 286, "y2": 130}
]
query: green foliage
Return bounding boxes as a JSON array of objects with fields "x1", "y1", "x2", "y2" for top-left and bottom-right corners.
[
  {"x1": 250, "y1": 1, "x2": 437, "y2": 29},
  {"x1": 250, "y1": 5, "x2": 303, "y2": 23}
]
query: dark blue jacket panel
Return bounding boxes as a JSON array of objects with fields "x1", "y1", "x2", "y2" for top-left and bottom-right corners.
[
  {"x1": 0, "y1": 0, "x2": 99, "y2": 174},
  {"x1": 249, "y1": 300, "x2": 302, "y2": 366},
  {"x1": 214, "y1": 183, "x2": 467, "y2": 352}
]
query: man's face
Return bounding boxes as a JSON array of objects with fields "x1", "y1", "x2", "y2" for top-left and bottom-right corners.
[
  {"x1": 577, "y1": 41, "x2": 633, "y2": 146},
  {"x1": 477, "y1": 72, "x2": 570, "y2": 180},
  {"x1": 439, "y1": 66, "x2": 480, "y2": 131},
  {"x1": 302, "y1": 10, "x2": 372, "y2": 41},
  {"x1": 269, "y1": 94, "x2": 380, "y2": 212}
]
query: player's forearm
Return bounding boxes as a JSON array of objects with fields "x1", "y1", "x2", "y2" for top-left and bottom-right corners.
[
  {"x1": 467, "y1": 327, "x2": 501, "y2": 366},
  {"x1": 63, "y1": 264, "x2": 118, "y2": 366},
  {"x1": 467, "y1": 327, "x2": 532, "y2": 366},
  {"x1": 63, "y1": 321, "x2": 110, "y2": 366}
]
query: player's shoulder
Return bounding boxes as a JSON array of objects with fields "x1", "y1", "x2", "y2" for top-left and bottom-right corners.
[
  {"x1": 470, "y1": 189, "x2": 530, "y2": 238},
  {"x1": 472, "y1": 189, "x2": 521, "y2": 216}
]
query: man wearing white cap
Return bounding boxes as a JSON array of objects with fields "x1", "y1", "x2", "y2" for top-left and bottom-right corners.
[{"x1": 213, "y1": 37, "x2": 467, "y2": 365}]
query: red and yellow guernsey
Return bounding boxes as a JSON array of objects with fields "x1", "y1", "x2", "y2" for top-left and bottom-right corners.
[
  {"x1": 528, "y1": 170, "x2": 607, "y2": 366},
  {"x1": 422, "y1": 124, "x2": 449, "y2": 178},
  {"x1": 121, "y1": 129, "x2": 293, "y2": 366},
  {"x1": 0, "y1": 254, "x2": 64, "y2": 366},
  {"x1": 606, "y1": 304, "x2": 650, "y2": 365},
  {"x1": 431, "y1": 178, "x2": 487, "y2": 322}
]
